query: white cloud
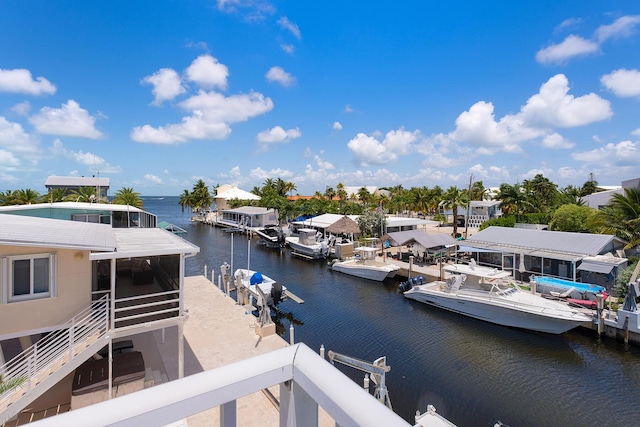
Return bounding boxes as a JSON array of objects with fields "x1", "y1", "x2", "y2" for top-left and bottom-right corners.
[
  {"x1": 144, "y1": 174, "x2": 163, "y2": 184},
  {"x1": 521, "y1": 74, "x2": 612, "y2": 128},
  {"x1": 277, "y1": 16, "x2": 301, "y2": 39},
  {"x1": 595, "y1": 15, "x2": 640, "y2": 43},
  {"x1": 249, "y1": 166, "x2": 294, "y2": 181},
  {"x1": 537, "y1": 15, "x2": 640, "y2": 65},
  {"x1": 632, "y1": 128, "x2": 640, "y2": 137},
  {"x1": 347, "y1": 128, "x2": 417, "y2": 166},
  {"x1": 332, "y1": 121, "x2": 343, "y2": 131},
  {"x1": 541, "y1": 133, "x2": 574, "y2": 149},
  {"x1": 185, "y1": 54, "x2": 229, "y2": 90},
  {"x1": 257, "y1": 126, "x2": 301, "y2": 144},
  {"x1": 133, "y1": 90, "x2": 273, "y2": 144},
  {"x1": 572, "y1": 140, "x2": 640, "y2": 167},
  {"x1": 29, "y1": 100, "x2": 104, "y2": 139},
  {"x1": 265, "y1": 66, "x2": 295, "y2": 87},
  {"x1": 555, "y1": 18, "x2": 583, "y2": 33},
  {"x1": 314, "y1": 154, "x2": 334, "y2": 170},
  {"x1": 345, "y1": 104, "x2": 354, "y2": 113},
  {"x1": 0, "y1": 116, "x2": 37, "y2": 153},
  {"x1": 535, "y1": 35, "x2": 599, "y2": 65},
  {"x1": 281, "y1": 43, "x2": 295, "y2": 54},
  {"x1": 141, "y1": 68, "x2": 186, "y2": 105},
  {"x1": 49, "y1": 139, "x2": 121, "y2": 173},
  {"x1": 0, "y1": 149, "x2": 20, "y2": 167},
  {"x1": 0, "y1": 68, "x2": 56, "y2": 95},
  {"x1": 11, "y1": 101, "x2": 31, "y2": 116},
  {"x1": 601, "y1": 68, "x2": 640, "y2": 97}
]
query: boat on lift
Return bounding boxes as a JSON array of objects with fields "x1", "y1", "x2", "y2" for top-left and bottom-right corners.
[
  {"x1": 329, "y1": 246, "x2": 399, "y2": 281},
  {"x1": 401, "y1": 260, "x2": 591, "y2": 334},
  {"x1": 285, "y1": 228, "x2": 332, "y2": 259}
]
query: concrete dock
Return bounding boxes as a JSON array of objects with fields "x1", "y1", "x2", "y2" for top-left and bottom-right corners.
[{"x1": 148, "y1": 275, "x2": 334, "y2": 427}]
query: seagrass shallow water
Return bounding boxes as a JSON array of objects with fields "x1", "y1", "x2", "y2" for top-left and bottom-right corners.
[{"x1": 144, "y1": 197, "x2": 640, "y2": 426}]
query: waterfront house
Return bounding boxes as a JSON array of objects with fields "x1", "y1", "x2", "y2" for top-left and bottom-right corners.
[
  {"x1": 213, "y1": 206, "x2": 278, "y2": 230},
  {"x1": 582, "y1": 177, "x2": 639, "y2": 209},
  {"x1": 439, "y1": 200, "x2": 502, "y2": 229},
  {"x1": 461, "y1": 226, "x2": 627, "y2": 289},
  {"x1": 213, "y1": 185, "x2": 260, "y2": 211},
  {"x1": 0, "y1": 213, "x2": 199, "y2": 424},
  {"x1": 44, "y1": 176, "x2": 110, "y2": 200}
]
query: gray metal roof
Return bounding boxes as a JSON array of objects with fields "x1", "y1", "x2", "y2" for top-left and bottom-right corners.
[
  {"x1": 0, "y1": 214, "x2": 115, "y2": 250},
  {"x1": 0, "y1": 214, "x2": 200, "y2": 259},
  {"x1": 0, "y1": 201, "x2": 145, "y2": 213},
  {"x1": 45, "y1": 176, "x2": 110, "y2": 188},
  {"x1": 466, "y1": 226, "x2": 621, "y2": 258}
]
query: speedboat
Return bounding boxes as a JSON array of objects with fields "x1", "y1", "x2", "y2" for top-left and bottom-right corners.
[
  {"x1": 401, "y1": 261, "x2": 591, "y2": 334},
  {"x1": 254, "y1": 224, "x2": 286, "y2": 249},
  {"x1": 233, "y1": 269, "x2": 286, "y2": 306},
  {"x1": 329, "y1": 246, "x2": 400, "y2": 281},
  {"x1": 285, "y1": 228, "x2": 332, "y2": 259}
]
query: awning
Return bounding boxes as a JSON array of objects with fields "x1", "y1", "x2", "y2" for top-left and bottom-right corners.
[
  {"x1": 456, "y1": 245, "x2": 500, "y2": 253},
  {"x1": 577, "y1": 261, "x2": 615, "y2": 274}
]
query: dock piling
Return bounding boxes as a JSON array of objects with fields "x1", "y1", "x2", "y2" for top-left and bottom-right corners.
[{"x1": 289, "y1": 324, "x2": 295, "y2": 345}]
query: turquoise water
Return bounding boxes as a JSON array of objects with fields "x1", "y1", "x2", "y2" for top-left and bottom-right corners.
[
  {"x1": 532, "y1": 275, "x2": 606, "y2": 293},
  {"x1": 143, "y1": 197, "x2": 640, "y2": 426}
]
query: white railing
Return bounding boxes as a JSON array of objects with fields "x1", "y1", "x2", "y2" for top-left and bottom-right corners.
[
  {"x1": 0, "y1": 296, "x2": 109, "y2": 423},
  {"x1": 29, "y1": 343, "x2": 412, "y2": 427}
]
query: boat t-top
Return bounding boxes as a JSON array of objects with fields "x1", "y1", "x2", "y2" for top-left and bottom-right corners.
[{"x1": 401, "y1": 260, "x2": 591, "y2": 334}]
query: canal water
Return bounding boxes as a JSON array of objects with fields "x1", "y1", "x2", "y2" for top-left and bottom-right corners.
[{"x1": 145, "y1": 197, "x2": 640, "y2": 426}]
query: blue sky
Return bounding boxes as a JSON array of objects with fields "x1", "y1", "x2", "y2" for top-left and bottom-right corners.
[{"x1": 1, "y1": 1, "x2": 639, "y2": 197}]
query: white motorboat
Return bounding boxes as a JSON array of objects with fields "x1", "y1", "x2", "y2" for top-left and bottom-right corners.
[
  {"x1": 233, "y1": 268, "x2": 286, "y2": 305},
  {"x1": 401, "y1": 261, "x2": 591, "y2": 334},
  {"x1": 329, "y1": 246, "x2": 400, "y2": 281},
  {"x1": 254, "y1": 225, "x2": 286, "y2": 249},
  {"x1": 285, "y1": 228, "x2": 332, "y2": 259}
]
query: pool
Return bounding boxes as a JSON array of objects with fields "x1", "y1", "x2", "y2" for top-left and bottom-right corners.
[{"x1": 530, "y1": 275, "x2": 606, "y2": 294}]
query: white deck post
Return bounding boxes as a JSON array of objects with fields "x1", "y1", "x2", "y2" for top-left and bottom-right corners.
[{"x1": 280, "y1": 380, "x2": 318, "y2": 427}]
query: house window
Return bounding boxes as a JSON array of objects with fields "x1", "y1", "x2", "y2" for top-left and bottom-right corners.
[{"x1": 5, "y1": 254, "x2": 56, "y2": 302}]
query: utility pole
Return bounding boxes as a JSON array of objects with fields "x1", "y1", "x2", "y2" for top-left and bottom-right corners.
[{"x1": 464, "y1": 175, "x2": 473, "y2": 239}]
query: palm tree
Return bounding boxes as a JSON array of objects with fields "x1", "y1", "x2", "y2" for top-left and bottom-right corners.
[
  {"x1": 441, "y1": 186, "x2": 467, "y2": 237},
  {"x1": 112, "y1": 187, "x2": 143, "y2": 208},
  {"x1": 357, "y1": 187, "x2": 372, "y2": 207},
  {"x1": 179, "y1": 189, "x2": 193, "y2": 212},
  {"x1": 523, "y1": 174, "x2": 558, "y2": 213},
  {"x1": 496, "y1": 183, "x2": 532, "y2": 222},
  {"x1": 44, "y1": 188, "x2": 66, "y2": 203},
  {"x1": 0, "y1": 190, "x2": 17, "y2": 206},
  {"x1": 65, "y1": 186, "x2": 99, "y2": 203},
  {"x1": 191, "y1": 179, "x2": 212, "y2": 212},
  {"x1": 336, "y1": 183, "x2": 347, "y2": 204},
  {"x1": 14, "y1": 188, "x2": 41, "y2": 205}
]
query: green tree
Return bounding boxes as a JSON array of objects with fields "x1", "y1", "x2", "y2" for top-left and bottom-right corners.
[
  {"x1": 356, "y1": 207, "x2": 387, "y2": 237},
  {"x1": 0, "y1": 190, "x2": 17, "y2": 206},
  {"x1": 44, "y1": 188, "x2": 67, "y2": 203},
  {"x1": 441, "y1": 186, "x2": 467, "y2": 237},
  {"x1": 65, "y1": 186, "x2": 101, "y2": 203},
  {"x1": 190, "y1": 179, "x2": 212, "y2": 212},
  {"x1": 112, "y1": 187, "x2": 143, "y2": 208},
  {"x1": 14, "y1": 188, "x2": 41, "y2": 205},
  {"x1": 496, "y1": 183, "x2": 532, "y2": 222},
  {"x1": 548, "y1": 204, "x2": 595, "y2": 232},
  {"x1": 179, "y1": 189, "x2": 193, "y2": 212},
  {"x1": 523, "y1": 174, "x2": 558, "y2": 213},
  {"x1": 589, "y1": 188, "x2": 640, "y2": 249}
]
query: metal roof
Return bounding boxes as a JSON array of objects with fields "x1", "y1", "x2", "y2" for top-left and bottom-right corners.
[
  {"x1": 221, "y1": 206, "x2": 274, "y2": 215},
  {"x1": 0, "y1": 214, "x2": 115, "y2": 251},
  {"x1": 0, "y1": 214, "x2": 200, "y2": 259},
  {"x1": 45, "y1": 176, "x2": 110, "y2": 188},
  {"x1": 215, "y1": 187, "x2": 260, "y2": 200},
  {"x1": 465, "y1": 226, "x2": 621, "y2": 258},
  {"x1": 0, "y1": 201, "x2": 145, "y2": 213}
]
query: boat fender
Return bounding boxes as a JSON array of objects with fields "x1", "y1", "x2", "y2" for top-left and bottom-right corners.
[{"x1": 271, "y1": 282, "x2": 283, "y2": 305}]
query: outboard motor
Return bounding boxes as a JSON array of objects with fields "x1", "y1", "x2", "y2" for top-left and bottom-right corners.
[
  {"x1": 270, "y1": 282, "x2": 284, "y2": 305},
  {"x1": 399, "y1": 279, "x2": 413, "y2": 293}
]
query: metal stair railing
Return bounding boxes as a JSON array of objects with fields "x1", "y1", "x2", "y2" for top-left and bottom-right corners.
[{"x1": 0, "y1": 296, "x2": 109, "y2": 423}]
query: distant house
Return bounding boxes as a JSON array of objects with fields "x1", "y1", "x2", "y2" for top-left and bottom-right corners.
[
  {"x1": 214, "y1": 185, "x2": 260, "y2": 211},
  {"x1": 439, "y1": 200, "x2": 502, "y2": 228},
  {"x1": 45, "y1": 176, "x2": 109, "y2": 199},
  {"x1": 461, "y1": 226, "x2": 628, "y2": 290},
  {"x1": 582, "y1": 177, "x2": 639, "y2": 209}
]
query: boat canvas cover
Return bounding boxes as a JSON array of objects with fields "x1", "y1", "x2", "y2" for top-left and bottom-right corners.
[{"x1": 250, "y1": 272, "x2": 264, "y2": 285}]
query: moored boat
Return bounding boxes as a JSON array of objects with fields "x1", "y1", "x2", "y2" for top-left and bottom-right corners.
[
  {"x1": 285, "y1": 228, "x2": 332, "y2": 259},
  {"x1": 329, "y1": 246, "x2": 400, "y2": 281},
  {"x1": 233, "y1": 268, "x2": 286, "y2": 306},
  {"x1": 401, "y1": 261, "x2": 591, "y2": 334}
]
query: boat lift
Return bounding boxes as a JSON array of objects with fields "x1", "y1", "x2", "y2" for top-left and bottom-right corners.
[{"x1": 327, "y1": 350, "x2": 392, "y2": 410}]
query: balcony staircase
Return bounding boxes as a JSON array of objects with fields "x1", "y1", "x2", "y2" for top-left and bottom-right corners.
[{"x1": 0, "y1": 296, "x2": 110, "y2": 425}]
